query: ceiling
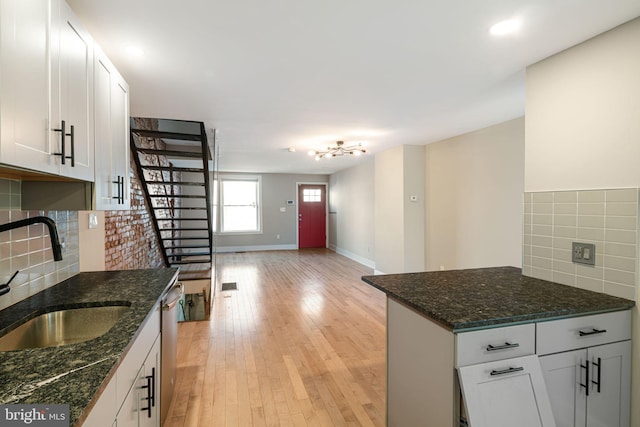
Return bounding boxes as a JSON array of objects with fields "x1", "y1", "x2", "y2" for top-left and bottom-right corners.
[{"x1": 67, "y1": 0, "x2": 640, "y2": 175}]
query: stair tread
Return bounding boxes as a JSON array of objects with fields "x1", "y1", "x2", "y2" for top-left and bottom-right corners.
[
  {"x1": 141, "y1": 165, "x2": 205, "y2": 173},
  {"x1": 136, "y1": 148, "x2": 204, "y2": 158},
  {"x1": 131, "y1": 129, "x2": 203, "y2": 141}
]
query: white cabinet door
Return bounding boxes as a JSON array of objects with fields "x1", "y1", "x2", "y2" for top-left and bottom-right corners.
[
  {"x1": 50, "y1": 0, "x2": 93, "y2": 180},
  {"x1": 586, "y1": 341, "x2": 631, "y2": 427},
  {"x1": 117, "y1": 365, "x2": 143, "y2": 427},
  {"x1": 94, "y1": 45, "x2": 130, "y2": 210},
  {"x1": 0, "y1": 0, "x2": 57, "y2": 174},
  {"x1": 540, "y1": 350, "x2": 588, "y2": 427},
  {"x1": 140, "y1": 336, "x2": 160, "y2": 427},
  {"x1": 458, "y1": 355, "x2": 556, "y2": 427}
]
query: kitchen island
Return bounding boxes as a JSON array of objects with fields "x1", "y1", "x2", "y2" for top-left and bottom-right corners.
[
  {"x1": 0, "y1": 268, "x2": 179, "y2": 426},
  {"x1": 362, "y1": 266, "x2": 635, "y2": 427}
]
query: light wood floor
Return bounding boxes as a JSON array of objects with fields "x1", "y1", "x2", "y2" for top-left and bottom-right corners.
[{"x1": 165, "y1": 249, "x2": 386, "y2": 427}]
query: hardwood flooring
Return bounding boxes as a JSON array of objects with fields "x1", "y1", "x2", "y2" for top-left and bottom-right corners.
[{"x1": 165, "y1": 249, "x2": 386, "y2": 427}]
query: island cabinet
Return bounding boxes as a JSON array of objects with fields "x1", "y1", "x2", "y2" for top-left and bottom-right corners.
[
  {"x1": 363, "y1": 267, "x2": 635, "y2": 427},
  {"x1": 0, "y1": 0, "x2": 94, "y2": 180},
  {"x1": 81, "y1": 304, "x2": 161, "y2": 427},
  {"x1": 537, "y1": 311, "x2": 631, "y2": 427}
]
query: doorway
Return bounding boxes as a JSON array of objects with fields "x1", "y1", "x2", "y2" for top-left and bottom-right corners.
[{"x1": 297, "y1": 183, "x2": 327, "y2": 248}]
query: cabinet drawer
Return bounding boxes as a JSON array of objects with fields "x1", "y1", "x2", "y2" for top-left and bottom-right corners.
[
  {"x1": 116, "y1": 303, "x2": 161, "y2": 403},
  {"x1": 455, "y1": 324, "x2": 535, "y2": 367},
  {"x1": 536, "y1": 310, "x2": 631, "y2": 356}
]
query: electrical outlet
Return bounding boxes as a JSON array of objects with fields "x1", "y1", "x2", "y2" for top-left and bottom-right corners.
[{"x1": 572, "y1": 242, "x2": 595, "y2": 266}]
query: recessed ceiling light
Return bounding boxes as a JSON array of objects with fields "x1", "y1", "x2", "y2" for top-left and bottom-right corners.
[
  {"x1": 125, "y1": 45, "x2": 145, "y2": 57},
  {"x1": 489, "y1": 19, "x2": 521, "y2": 36}
]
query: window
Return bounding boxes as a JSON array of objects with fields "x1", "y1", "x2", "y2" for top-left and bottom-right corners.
[
  {"x1": 303, "y1": 188, "x2": 322, "y2": 202},
  {"x1": 220, "y1": 176, "x2": 261, "y2": 233}
]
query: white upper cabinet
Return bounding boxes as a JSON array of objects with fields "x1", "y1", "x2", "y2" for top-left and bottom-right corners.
[
  {"x1": 0, "y1": 0, "x2": 94, "y2": 180},
  {"x1": 50, "y1": 0, "x2": 94, "y2": 180},
  {"x1": 94, "y1": 44, "x2": 130, "y2": 210},
  {"x1": 0, "y1": 0, "x2": 57, "y2": 174}
]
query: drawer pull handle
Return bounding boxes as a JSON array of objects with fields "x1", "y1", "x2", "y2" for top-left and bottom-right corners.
[
  {"x1": 490, "y1": 366, "x2": 524, "y2": 376},
  {"x1": 486, "y1": 342, "x2": 520, "y2": 351},
  {"x1": 579, "y1": 328, "x2": 607, "y2": 337},
  {"x1": 592, "y1": 357, "x2": 602, "y2": 393},
  {"x1": 580, "y1": 360, "x2": 590, "y2": 397}
]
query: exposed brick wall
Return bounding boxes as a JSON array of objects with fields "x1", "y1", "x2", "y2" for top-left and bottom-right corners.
[{"x1": 104, "y1": 118, "x2": 179, "y2": 270}]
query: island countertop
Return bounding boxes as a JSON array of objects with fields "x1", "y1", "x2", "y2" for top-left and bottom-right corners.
[
  {"x1": 362, "y1": 266, "x2": 635, "y2": 332},
  {"x1": 0, "y1": 268, "x2": 179, "y2": 426}
]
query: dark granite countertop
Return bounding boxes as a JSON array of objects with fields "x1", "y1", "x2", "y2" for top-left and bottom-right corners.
[
  {"x1": 362, "y1": 266, "x2": 635, "y2": 332},
  {"x1": 0, "y1": 268, "x2": 179, "y2": 426}
]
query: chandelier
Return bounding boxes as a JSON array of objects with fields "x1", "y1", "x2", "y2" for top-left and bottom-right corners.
[{"x1": 308, "y1": 141, "x2": 366, "y2": 161}]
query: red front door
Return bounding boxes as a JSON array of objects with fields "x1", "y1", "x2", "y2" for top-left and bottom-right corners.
[{"x1": 298, "y1": 184, "x2": 326, "y2": 248}]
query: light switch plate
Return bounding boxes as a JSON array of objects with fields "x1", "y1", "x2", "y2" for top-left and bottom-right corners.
[{"x1": 572, "y1": 242, "x2": 595, "y2": 266}]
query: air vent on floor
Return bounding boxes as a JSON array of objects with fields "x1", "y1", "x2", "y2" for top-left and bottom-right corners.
[{"x1": 221, "y1": 282, "x2": 237, "y2": 291}]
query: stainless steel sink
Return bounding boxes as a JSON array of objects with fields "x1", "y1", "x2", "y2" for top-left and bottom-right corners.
[{"x1": 0, "y1": 305, "x2": 130, "y2": 351}]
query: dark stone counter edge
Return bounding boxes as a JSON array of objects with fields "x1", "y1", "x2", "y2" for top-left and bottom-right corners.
[{"x1": 362, "y1": 277, "x2": 635, "y2": 332}]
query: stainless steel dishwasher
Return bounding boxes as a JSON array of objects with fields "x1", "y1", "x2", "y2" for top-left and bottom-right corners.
[{"x1": 161, "y1": 280, "x2": 183, "y2": 425}]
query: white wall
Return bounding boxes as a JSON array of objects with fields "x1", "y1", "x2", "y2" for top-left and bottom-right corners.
[
  {"x1": 374, "y1": 145, "x2": 426, "y2": 274},
  {"x1": 425, "y1": 118, "x2": 525, "y2": 270},
  {"x1": 328, "y1": 158, "x2": 375, "y2": 267},
  {"x1": 374, "y1": 146, "x2": 405, "y2": 273},
  {"x1": 525, "y1": 18, "x2": 640, "y2": 192},
  {"x1": 524, "y1": 17, "x2": 640, "y2": 425}
]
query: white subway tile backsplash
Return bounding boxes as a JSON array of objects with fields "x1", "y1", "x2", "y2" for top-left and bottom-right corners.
[
  {"x1": 577, "y1": 215, "x2": 605, "y2": 229},
  {"x1": 576, "y1": 264, "x2": 603, "y2": 279},
  {"x1": 554, "y1": 225, "x2": 577, "y2": 238},
  {"x1": 578, "y1": 203, "x2": 605, "y2": 216},
  {"x1": 576, "y1": 227, "x2": 605, "y2": 241},
  {"x1": 523, "y1": 188, "x2": 639, "y2": 301},
  {"x1": 0, "y1": 178, "x2": 79, "y2": 311},
  {"x1": 605, "y1": 188, "x2": 638, "y2": 202},
  {"x1": 603, "y1": 282, "x2": 636, "y2": 300},
  {"x1": 533, "y1": 203, "x2": 553, "y2": 214},
  {"x1": 533, "y1": 214, "x2": 552, "y2": 225},
  {"x1": 578, "y1": 191, "x2": 605, "y2": 202},
  {"x1": 553, "y1": 271, "x2": 576, "y2": 287},
  {"x1": 554, "y1": 214, "x2": 577, "y2": 227},
  {"x1": 606, "y1": 229, "x2": 636, "y2": 244},
  {"x1": 533, "y1": 192, "x2": 554, "y2": 203},
  {"x1": 603, "y1": 268, "x2": 636, "y2": 286},
  {"x1": 554, "y1": 203, "x2": 578, "y2": 215},
  {"x1": 606, "y1": 202, "x2": 638, "y2": 217},
  {"x1": 605, "y1": 216, "x2": 637, "y2": 230},
  {"x1": 576, "y1": 276, "x2": 604, "y2": 293},
  {"x1": 554, "y1": 191, "x2": 578, "y2": 203},
  {"x1": 533, "y1": 224, "x2": 553, "y2": 236},
  {"x1": 604, "y1": 255, "x2": 636, "y2": 272}
]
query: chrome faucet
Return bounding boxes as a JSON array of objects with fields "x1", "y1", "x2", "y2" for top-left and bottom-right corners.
[{"x1": 0, "y1": 216, "x2": 64, "y2": 296}]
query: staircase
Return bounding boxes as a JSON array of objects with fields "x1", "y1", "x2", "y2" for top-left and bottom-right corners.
[{"x1": 129, "y1": 118, "x2": 214, "y2": 284}]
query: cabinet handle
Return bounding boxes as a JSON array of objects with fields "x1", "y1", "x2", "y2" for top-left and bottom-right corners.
[
  {"x1": 579, "y1": 328, "x2": 607, "y2": 337},
  {"x1": 52, "y1": 121, "x2": 75, "y2": 166},
  {"x1": 140, "y1": 368, "x2": 154, "y2": 418},
  {"x1": 580, "y1": 360, "x2": 590, "y2": 397},
  {"x1": 592, "y1": 357, "x2": 602, "y2": 393},
  {"x1": 112, "y1": 176, "x2": 124, "y2": 203},
  {"x1": 68, "y1": 125, "x2": 75, "y2": 167},
  {"x1": 53, "y1": 120, "x2": 67, "y2": 165},
  {"x1": 486, "y1": 342, "x2": 520, "y2": 351},
  {"x1": 490, "y1": 366, "x2": 524, "y2": 376}
]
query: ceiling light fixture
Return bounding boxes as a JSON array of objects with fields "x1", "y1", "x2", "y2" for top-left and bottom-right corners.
[
  {"x1": 489, "y1": 19, "x2": 521, "y2": 36},
  {"x1": 308, "y1": 141, "x2": 366, "y2": 161}
]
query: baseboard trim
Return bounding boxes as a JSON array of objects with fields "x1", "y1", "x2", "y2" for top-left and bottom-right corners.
[
  {"x1": 215, "y1": 244, "x2": 298, "y2": 253},
  {"x1": 334, "y1": 246, "x2": 376, "y2": 269}
]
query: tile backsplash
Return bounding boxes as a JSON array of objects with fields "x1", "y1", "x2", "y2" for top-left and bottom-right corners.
[
  {"x1": 523, "y1": 188, "x2": 639, "y2": 301},
  {"x1": 0, "y1": 179, "x2": 79, "y2": 310}
]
